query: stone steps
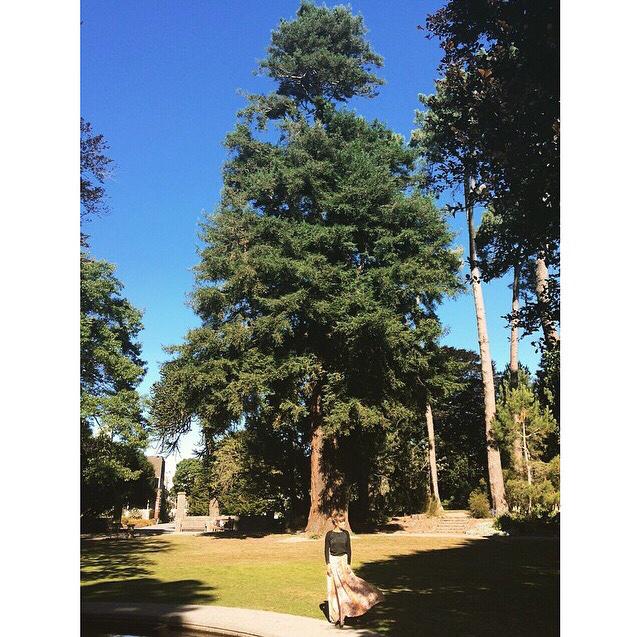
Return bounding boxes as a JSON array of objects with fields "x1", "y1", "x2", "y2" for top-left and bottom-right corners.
[{"x1": 432, "y1": 511, "x2": 471, "y2": 534}]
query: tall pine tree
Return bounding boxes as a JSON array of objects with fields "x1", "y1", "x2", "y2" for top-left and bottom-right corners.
[{"x1": 151, "y1": 2, "x2": 461, "y2": 534}]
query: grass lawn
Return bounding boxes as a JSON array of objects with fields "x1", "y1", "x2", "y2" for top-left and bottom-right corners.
[{"x1": 81, "y1": 532, "x2": 559, "y2": 636}]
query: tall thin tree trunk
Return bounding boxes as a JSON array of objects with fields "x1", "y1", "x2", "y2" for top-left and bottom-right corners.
[
  {"x1": 425, "y1": 403, "x2": 444, "y2": 515},
  {"x1": 510, "y1": 262, "x2": 524, "y2": 475},
  {"x1": 535, "y1": 250, "x2": 559, "y2": 349},
  {"x1": 153, "y1": 481, "x2": 162, "y2": 521},
  {"x1": 521, "y1": 418, "x2": 532, "y2": 486},
  {"x1": 521, "y1": 415, "x2": 533, "y2": 513},
  {"x1": 304, "y1": 383, "x2": 350, "y2": 535},
  {"x1": 510, "y1": 262, "x2": 520, "y2": 381},
  {"x1": 465, "y1": 174, "x2": 509, "y2": 516}
]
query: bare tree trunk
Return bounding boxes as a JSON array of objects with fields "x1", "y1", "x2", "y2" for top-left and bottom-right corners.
[
  {"x1": 535, "y1": 250, "x2": 559, "y2": 349},
  {"x1": 522, "y1": 418, "x2": 532, "y2": 486},
  {"x1": 425, "y1": 404, "x2": 444, "y2": 515},
  {"x1": 521, "y1": 415, "x2": 533, "y2": 513},
  {"x1": 153, "y1": 482, "x2": 162, "y2": 521},
  {"x1": 510, "y1": 263, "x2": 524, "y2": 476},
  {"x1": 304, "y1": 383, "x2": 350, "y2": 535},
  {"x1": 510, "y1": 262, "x2": 520, "y2": 380},
  {"x1": 465, "y1": 174, "x2": 509, "y2": 516},
  {"x1": 512, "y1": 421, "x2": 524, "y2": 476}
]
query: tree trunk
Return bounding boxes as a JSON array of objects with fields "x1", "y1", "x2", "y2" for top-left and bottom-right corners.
[
  {"x1": 535, "y1": 250, "x2": 559, "y2": 349},
  {"x1": 510, "y1": 263, "x2": 524, "y2": 475},
  {"x1": 465, "y1": 174, "x2": 509, "y2": 516},
  {"x1": 510, "y1": 262, "x2": 520, "y2": 381},
  {"x1": 522, "y1": 419, "x2": 532, "y2": 485},
  {"x1": 521, "y1": 415, "x2": 533, "y2": 513},
  {"x1": 425, "y1": 404, "x2": 444, "y2": 515},
  {"x1": 512, "y1": 418, "x2": 525, "y2": 477},
  {"x1": 153, "y1": 482, "x2": 162, "y2": 521},
  {"x1": 304, "y1": 384, "x2": 350, "y2": 535}
]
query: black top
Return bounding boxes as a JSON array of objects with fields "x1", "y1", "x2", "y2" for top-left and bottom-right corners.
[{"x1": 325, "y1": 529, "x2": 351, "y2": 565}]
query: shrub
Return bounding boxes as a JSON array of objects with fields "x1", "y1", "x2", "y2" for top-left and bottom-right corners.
[
  {"x1": 468, "y1": 490, "x2": 491, "y2": 518},
  {"x1": 120, "y1": 517, "x2": 156, "y2": 527},
  {"x1": 505, "y1": 477, "x2": 559, "y2": 515},
  {"x1": 495, "y1": 510, "x2": 559, "y2": 536}
]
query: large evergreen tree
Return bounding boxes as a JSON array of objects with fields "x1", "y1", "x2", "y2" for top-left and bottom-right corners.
[
  {"x1": 151, "y1": 2, "x2": 461, "y2": 534},
  {"x1": 80, "y1": 118, "x2": 152, "y2": 520},
  {"x1": 80, "y1": 253, "x2": 153, "y2": 519}
]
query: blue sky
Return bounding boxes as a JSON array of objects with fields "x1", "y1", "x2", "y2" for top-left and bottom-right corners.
[{"x1": 81, "y1": 0, "x2": 541, "y2": 458}]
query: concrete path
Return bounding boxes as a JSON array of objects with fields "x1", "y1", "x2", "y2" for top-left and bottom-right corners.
[{"x1": 82, "y1": 601, "x2": 382, "y2": 636}]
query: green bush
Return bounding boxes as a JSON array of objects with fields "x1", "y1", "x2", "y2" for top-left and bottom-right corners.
[
  {"x1": 495, "y1": 510, "x2": 559, "y2": 536},
  {"x1": 468, "y1": 490, "x2": 491, "y2": 518},
  {"x1": 505, "y1": 477, "x2": 559, "y2": 515}
]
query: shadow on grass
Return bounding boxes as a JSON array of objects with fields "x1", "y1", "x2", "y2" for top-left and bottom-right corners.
[
  {"x1": 81, "y1": 537, "x2": 174, "y2": 583},
  {"x1": 81, "y1": 537, "x2": 216, "y2": 605},
  {"x1": 201, "y1": 530, "x2": 279, "y2": 540},
  {"x1": 351, "y1": 537, "x2": 559, "y2": 637},
  {"x1": 131, "y1": 527, "x2": 174, "y2": 536}
]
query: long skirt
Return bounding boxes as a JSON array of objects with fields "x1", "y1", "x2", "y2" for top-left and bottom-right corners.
[{"x1": 327, "y1": 553, "x2": 384, "y2": 625}]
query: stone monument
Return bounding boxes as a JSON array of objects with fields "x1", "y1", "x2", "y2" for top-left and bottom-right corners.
[{"x1": 175, "y1": 491, "x2": 187, "y2": 532}]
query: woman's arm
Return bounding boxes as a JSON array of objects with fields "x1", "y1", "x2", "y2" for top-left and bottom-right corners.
[
  {"x1": 346, "y1": 530, "x2": 352, "y2": 565},
  {"x1": 325, "y1": 531, "x2": 331, "y2": 565}
]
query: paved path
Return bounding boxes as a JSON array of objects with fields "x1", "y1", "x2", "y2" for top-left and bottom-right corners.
[{"x1": 82, "y1": 601, "x2": 382, "y2": 636}]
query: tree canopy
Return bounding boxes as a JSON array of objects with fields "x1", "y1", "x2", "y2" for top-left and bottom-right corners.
[
  {"x1": 81, "y1": 117, "x2": 113, "y2": 221},
  {"x1": 259, "y1": 0, "x2": 384, "y2": 112},
  {"x1": 80, "y1": 252, "x2": 151, "y2": 518},
  {"x1": 80, "y1": 118, "x2": 151, "y2": 520},
  {"x1": 151, "y1": 2, "x2": 462, "y2": 533}
]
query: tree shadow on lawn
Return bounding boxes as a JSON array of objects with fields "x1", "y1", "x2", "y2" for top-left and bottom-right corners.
[
  {"x1": 201, "y1": 530, "x2": 275, "y2": 539},
  {"x1": 81, "y1": 537, "x2": 217, "y2": 605},
  {"x1": 351, "y1": 537, "x2": 559, "y2": 637},
  {"x1": 81, "y1": 537, "x2": 175, "y2": 583}
]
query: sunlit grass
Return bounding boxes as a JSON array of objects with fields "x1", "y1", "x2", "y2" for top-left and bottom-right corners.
[{"x1": 81, "y1": 532, "x2": 559, "y2": 636}]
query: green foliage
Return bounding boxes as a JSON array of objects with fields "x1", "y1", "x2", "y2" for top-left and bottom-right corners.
[
  {"x1": 415, "y1": 0, "x2": 560, "y2": 357},
  {"x1": 536, "y1": 342, "x2": 560, "y2": 428},
  {"x1": 260, "y1": 1, "x2": 384, "y2": 111},
  {"x1": 81, "y1": 435, "x2": 155, "y2": 519},
  {"x1": 81, "y1": 254, "x2": 146, "y2": 439},
  {"x1": 496, "y1": 510, "x2": 559, "y2": 536},
  {"x1": 209, "y1": 427, "x2": 303, "y2": 517},
  {"x1": 432, "y1": 349, "x2": 488, "y2": 508},
  {"x1": 81, "y1": 251, "x2": 149, "y2": 518},
  {"x1": 420, "y1": 0, "x2": 559, "y2": 253},
  {"x1": 468, "y1": 489, "x2": 490, "y2": 518},
  {"x1": 363, "y1": 419, "x2": 428, "y2": 523},
  {"x1": 493, "y1": 371, "x2": 557, "y2": 468},
  {"x1": 493, "y1": 369, "x2": 559, "y2": 517},
  {"x1": 81, "y1": 117, "x2": 113, "y2": 221},
  {"x1": 150, "y1": 2, "x2": 462, "y2": 525},
  {"x1": 504, "y1": 476, "x2": 559, "y2": 515},
  {"x1": 172, "y1": 458, "x2": 210, "y2": 516}
]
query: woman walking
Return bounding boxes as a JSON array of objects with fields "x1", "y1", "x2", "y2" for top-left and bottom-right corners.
[{"x1": 325, "y1": 512, "x2": 384, "y2": 628}]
